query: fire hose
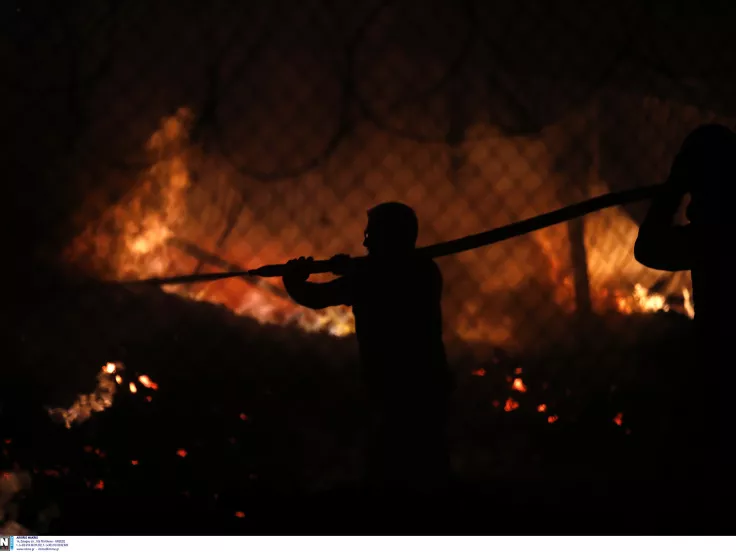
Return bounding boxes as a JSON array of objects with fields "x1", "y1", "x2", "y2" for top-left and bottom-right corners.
[{"x1": 120, "y1": 183, "x2": 664, "y2": 286}]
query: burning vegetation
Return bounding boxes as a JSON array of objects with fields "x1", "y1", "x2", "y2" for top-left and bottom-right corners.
[{"x1": 64, "y1": 109, "x2": 693, "y2": 356}]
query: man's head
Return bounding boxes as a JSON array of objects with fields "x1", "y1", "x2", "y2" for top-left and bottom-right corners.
[
  {"x1": 674, "y1": 124, "x2": 736, "y2": 223},
  {"x1": 363, "y1": 202, "x2": 419, "y2": 256}
]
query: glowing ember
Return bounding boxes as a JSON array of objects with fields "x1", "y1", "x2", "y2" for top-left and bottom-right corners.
[
  {"x1": 138, "y1": 375, "x2": 158, "y2": 390},
  {"x1": 472, "y1": 368, "x2": 486, "y2": 377},
  {"x1": 613, "y1": 412, "x2": 623, "y2": 426},
  {"x1": 131, "y1": 460, "x2": 139, "y2": 466},
  {"x1": 512, "y1": 378, "x2": 527, "y2": 393},
  {"x1": 547, "y1": 415, "x2": 559, "y2": 424},
  {"x1": 239, "y1": 413, "x2": 248, "y2": 421},
  {"x1": 235, "y1": 511, "x2": 246, "y2": 518},
  {"x1": 93, "y1": 480, "x2": 104, "y2": 490},
  {"x1": 537, "y1": 404, "x2": 547, "y2": 412},
  {"x1": 47, "y1": 362, "x2": 123, "y2": 429},
  {"x1": 129, "y1": 382, "x2": 138, "y2": 394},
  {"x1": 115, "y1": 375, "x2": 123, "y2": 385},
  {"x1": 176, "y1": 449, "x2": 188, "y2": 458},
  {"x1": 504, "y1": 398, "x2": 519, "y2": 412},
  {"x1": 514, "y1": 367, "x2": 522, "y2": 375}
]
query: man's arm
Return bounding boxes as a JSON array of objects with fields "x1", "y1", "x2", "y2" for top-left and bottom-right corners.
[
  {"x1": 634, "y1": 183, "x2": 694, "y2": 272},
  {"x1": 281, "y1": 257, "x2": 353, "y2": 310},
  {"x1": 283, "y1": 276, "x2": 353, "y2": 310}
]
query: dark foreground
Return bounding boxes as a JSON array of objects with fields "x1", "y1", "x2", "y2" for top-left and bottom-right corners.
[{"x1": 4, "y1": 273, "x2": 720, "y2": 535}]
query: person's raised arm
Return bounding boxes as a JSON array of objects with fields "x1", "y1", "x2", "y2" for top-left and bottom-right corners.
[
  {"x1": 634, "y1": 163, "x2": 695, "y2": 272},
  {"x1": 282, "y1": 257, "x2": 353, "y2": 310}
]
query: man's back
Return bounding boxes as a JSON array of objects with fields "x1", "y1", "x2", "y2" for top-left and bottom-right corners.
[{"x1": 349, "y1": 255, "x2": 451, "y2": 399}]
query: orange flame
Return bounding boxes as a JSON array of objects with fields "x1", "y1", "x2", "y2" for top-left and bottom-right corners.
[
  {"x1": 129, "y1": 382, "x2": 138, "y2": 394},
  {"x1": 512, "y1": 378, "x2": 527, "y2": 393},
  {"x1": 63, "y1": 107, "x2": 697, "y2": 359},
  {"x1": 547, "y1": 415, "x2": 559, "y2": 424},
  {"x1": 683, "y1": 288, "x2": 695, "y2": 320},
  {"x1": 537, "y1": 404, "x2": 547, "y2": 412},
  {"x1": 613, "y1": 412, "x2": 623, "y2": 426},
  {"x1": 66, "y1": 108, "x2": 356, "y2": 341}
]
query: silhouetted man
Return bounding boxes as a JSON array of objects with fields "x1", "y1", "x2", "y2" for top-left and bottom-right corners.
[
  {"x1": 634, "y1": 124, "x2": 736, "y2": 483},
  {"x1": 282, "y1": 202, "x2": 454, "y2": 494}
]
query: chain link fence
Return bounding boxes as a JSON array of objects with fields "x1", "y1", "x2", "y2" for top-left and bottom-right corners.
[{"x1": 6, "y1": 0, "x2": 736, "y2": 531}]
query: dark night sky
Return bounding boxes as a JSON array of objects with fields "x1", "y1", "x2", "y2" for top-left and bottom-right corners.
[{"x1": 6, "y1": 0, "x2": 736, "y2": 265}]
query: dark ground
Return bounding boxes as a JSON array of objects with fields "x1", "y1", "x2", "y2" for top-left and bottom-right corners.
[{"x1": 3, "y1": 265, "x2": 724, "y2": 535}]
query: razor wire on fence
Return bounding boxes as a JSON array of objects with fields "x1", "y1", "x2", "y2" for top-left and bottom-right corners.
[{"x1": 4, "y1": 0, "x2": 735, "y2": 517}]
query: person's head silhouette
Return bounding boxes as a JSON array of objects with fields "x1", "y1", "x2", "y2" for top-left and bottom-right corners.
[
  {"x1": 363, "y1": 202, "x2": 419, "y2": 257},
  {"x1": 673, "y1": 124, "x2": 736, "y2": 224}
]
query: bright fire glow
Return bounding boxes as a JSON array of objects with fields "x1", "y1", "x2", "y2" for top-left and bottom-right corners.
[
  {"x1": 64, "y1": 108, "x2": 696, "y2": 357},
  {"x1": 512, "y1": 378, "x2": 527, "y2": 393},
  {"x1": 537, "y1": 404, "x2": 547, "y2": 412},
  {"x1": 65, "y1": 108, "x2": 356, "y2": 340},
  {"x1": 547, "y1": 415, "x2": 559, "y2": 424},
  {"x1": 683, "y1": 288, "x2": 695, "y2": 320}
]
